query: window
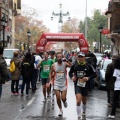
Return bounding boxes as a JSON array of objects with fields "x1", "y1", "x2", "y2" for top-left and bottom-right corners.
[
  {"x1": 3, "y1": 0, "x2": 8, "y2": 4},
  {"x1": 17, "y1": 0, "x2": 21, "y2": 9},
  {"x1": 9, "y1": 0, "x2": 13, "y2": 9}
]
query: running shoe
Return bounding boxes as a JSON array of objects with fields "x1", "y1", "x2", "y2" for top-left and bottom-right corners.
[
  {"x1": 43, "y1": 98, "x2": 46, "y2": 102},
  {"x1": 108, "y1": 115, "x2": 115, "y2": 119},
  {"x1": 58, "y1": 110, "x2": 63, "y2": 116},
  {"x1": 63, "y1": 101, "x2": 68, "y2": 108}
]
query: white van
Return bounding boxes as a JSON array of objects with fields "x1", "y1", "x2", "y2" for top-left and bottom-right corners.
[{"x1": 3, "y1": 49, "x2": 20, "y2": 69}]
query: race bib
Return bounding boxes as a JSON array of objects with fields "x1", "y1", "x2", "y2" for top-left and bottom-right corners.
[
  {"x1": 43, "y1": 65, "x2": 50, "y2": 72},
  {"x1": 77, "y1": 78, "x2": 86, "y2": 87},
  {"x1": 77, "y1": 71, "x2": 85, "y2": 78},
  {"x1": 57, "y1": 72, "x2": 64, "y2": 78}
]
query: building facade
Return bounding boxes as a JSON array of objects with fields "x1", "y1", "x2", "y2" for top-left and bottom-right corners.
[
  {"x1": 0, "y1": 0, "x2": 21, "y2": 48},
  {"x1": 105, "y1": 0, "x2": 120, "y2": 55},
  {"x1": 12, "y1": 0, "x2": 21, "y2": 48}
]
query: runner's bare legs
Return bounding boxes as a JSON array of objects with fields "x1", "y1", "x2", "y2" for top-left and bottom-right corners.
[
  {"x1": 46, "y1": 83, "x2": 50, "y2": 97},
  {"x1": 55, "y1": 90, "x2": 62, "y2": 110},
  {"x1": 61, "y1": 90, "x2": 67, "y2": 103},
  {"x1": 43, "y1": 85, "x2": 46, "y2": 99}
]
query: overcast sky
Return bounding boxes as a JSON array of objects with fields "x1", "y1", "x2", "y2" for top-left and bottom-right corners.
[{"x1": 22, "y1": 0, "x2": 110, "y2": 32}]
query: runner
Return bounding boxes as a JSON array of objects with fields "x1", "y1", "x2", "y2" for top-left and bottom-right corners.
[
  {"x1": 37, "y1": 51, "x2": 53, "y2": 102},
  {"x1": 50, "y1": 52, "x2": 72, "y2": 116},
  {"x1": 49, "y1": 50, "x2": 57, "y2": 96},
  {"x1": 69, "y1": 52, "x2": 96, "y2": 120}
]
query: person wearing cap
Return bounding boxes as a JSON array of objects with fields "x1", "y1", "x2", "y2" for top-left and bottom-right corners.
[
  {"x1": 108, "y1": 56, "x2": 120, "y2": 119},
  {"x1": 69, "y1": 52, "x2": 96, "y2": 120},
  {"x1": 105, "y1": 55, "x2": 119, "y2": 108}
]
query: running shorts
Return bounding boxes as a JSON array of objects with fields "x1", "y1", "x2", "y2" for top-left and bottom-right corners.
[{"x1": 74, "y1": 85, "x2": 88, "y2": 96}]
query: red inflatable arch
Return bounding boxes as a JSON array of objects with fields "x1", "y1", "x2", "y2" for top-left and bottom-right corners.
[{"x1": 36, "y1": 33, "x2": 89, "y2": 53}]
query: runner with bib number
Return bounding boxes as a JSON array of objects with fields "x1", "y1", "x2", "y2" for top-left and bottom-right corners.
[
  {"x1": 69, "y1": 52, "x2": 96, "y2": 120},
  {"x1": 37, "y1": 51, "x2": 53, "y2": 102},
  {"x1": 50, "y1": 52, "x2": 72, "y2": 117}
]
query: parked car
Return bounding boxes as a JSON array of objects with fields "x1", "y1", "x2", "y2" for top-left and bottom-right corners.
[
  {"x1": 94, "y1": 53, "x2": 104, "y2": 64},
  {"x1": 3, "y1": 49, "x2": 20, "y2": 69},
  {"x1": 95, "y1": 59, "x2": 112, "y2": 89}
]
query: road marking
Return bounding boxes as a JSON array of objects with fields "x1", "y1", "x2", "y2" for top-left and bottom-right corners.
[
  {"x1": 14, "y1": 97, "x2": 36, "y2": 120},
  {"x1": 27, "y1": 97, "x2": 36, "y2": 106}
]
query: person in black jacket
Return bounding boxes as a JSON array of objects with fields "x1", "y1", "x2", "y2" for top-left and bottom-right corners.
[
  {"x1": 0, "y1": 46, "x2": 8, "y2": 99},
  {"x1": 105, "y1": 55, "x2": 119, "y2": 107},
  {"x1": 21, "y1": 52, "x2": 34, "y2": 96},
  {"x1": 69, "y1": 52, "x2": 96, "y2": 120},
  {"x1": 108, "y1": 57, "x2": 120, "y2": 119},
  {"x1": 86, "y1": 53, "x2": 97, "y2": 91}
]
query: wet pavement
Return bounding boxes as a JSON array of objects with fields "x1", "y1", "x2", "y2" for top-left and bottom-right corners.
[{"x1": 0, "y1": 76, "x2": 120, "y2": 120}]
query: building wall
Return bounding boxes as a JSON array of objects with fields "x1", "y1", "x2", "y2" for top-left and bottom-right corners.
[
  {"x1": 12, "y1": 0, "x2": 21, "y2": 48},
  {"x1": 106, "y1": 1, "x2": 120, "y2": 55},
  {"x1": 0, "y1": 0, "x2": 13, "y2": 48}
]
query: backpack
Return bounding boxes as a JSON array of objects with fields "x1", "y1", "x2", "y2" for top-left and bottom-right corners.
[
  {"x1": 21, "y1": 62, "x2": 32, "y2": 79},
  {"x1": 23, "y1": 62, "x2": 30, "y2": 67},
  {"x1": 9, "y1": 61, "x2": 15, "y2": 73},
  {"x1": 21, "y1": 62, "x2": 31, "y2": 74}
]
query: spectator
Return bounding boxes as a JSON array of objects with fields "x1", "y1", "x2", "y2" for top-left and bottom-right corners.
[
  {"x1": 21, "y1": 52, "x2": 34, "y2": 96},
  {"x1": 108, "y1": 57, "x2": 120, "y2": 119},
  {"x1": 32, "y1": 52, "x2": 42, "y2": 92},
  {"x1": 86, "y1": 53, "x2": 97, "y2": 90},
  {"x1": 105, "y1": 55, "x2": 119, "y2": 107},
  {"x1": 0, "y1": 46, "x2": 8, "y2": 99},
  {"x1": 10, "y1": 51, "x2": 21, "y2": 95},
  {"x1": 69, "y1": 51, "x2": 77, "y2": 64}
]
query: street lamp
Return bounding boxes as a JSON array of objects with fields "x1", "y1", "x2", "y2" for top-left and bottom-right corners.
[
  {"x1": 1, "y1": 15, "x2": 7, "y2": 48},
  {"x1": 27, "y1": 30, "x2": 31, "y2": 51},
  {"x1": 98, "y1": 24, "x2": 103, "y2": 53},
  {"x1": 51, "y1": 3, "x2": 70, "y2": 33}
]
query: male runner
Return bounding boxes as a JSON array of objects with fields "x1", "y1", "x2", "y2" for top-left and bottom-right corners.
[
  {"x1": 50, "y1": 52, "x2": 72, "y2": 116},
  {"x1": 37, "y1": 51, "x2": 53, "y2": 102},
  {"x1": 69, "y1": 52, "x2": 96, "y2": 120}
]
